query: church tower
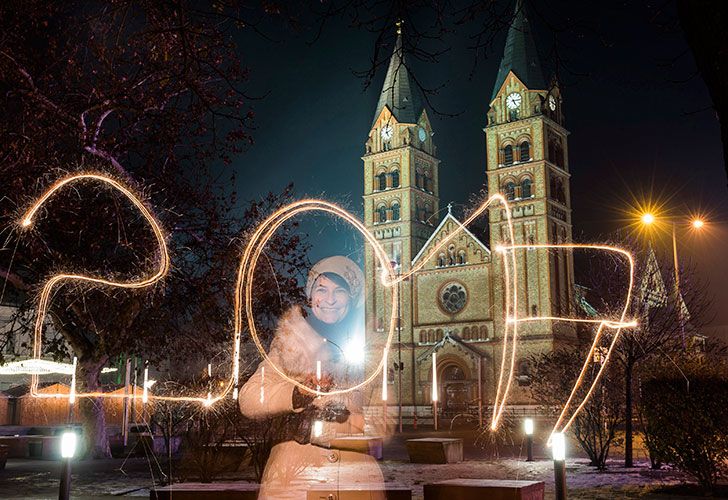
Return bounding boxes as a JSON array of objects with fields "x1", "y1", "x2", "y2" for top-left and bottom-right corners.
[
  {"x1": 486, "y1": 0, "x2": 576, "y2": 355},
  {"x1": 363, "y1": 25, "x2": 440, "y2": 404}
]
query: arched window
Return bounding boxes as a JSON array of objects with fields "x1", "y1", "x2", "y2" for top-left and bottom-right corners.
[
  {"x1": 377, "y1": 205, "x2": 387, "y2": 223},
  {"x1": 424, "y1": 171, "x2": 432, "y2": 192},
  {"x1": 391, "y1": 202, "x2": 400, "y2": 221},
  {"x1": 419, "y1": 331, "x2": 426, "y2": 343},
  {"x1": 448, "y1": 245, "x2": 456, "y2": 266},
  {"x1": 458, "y1": 250, "x2": 466, "y2": 265},
  {"x1": 415, "y1": 170, "x2": 423, "y2": 189},
  {"x1": 520, "y1": 141, "x2": 531, "y2": 162},
  {"x1": 391, "y1": 170, "x2": 400, "y2": 188},
  {"x1": 504, "y1": 182, "x2": 516, "y2": 200},
  {"x1": 436, "y1": 329, "x2": 444, "y2": 341},
  {"x1": 521, "y1": 178, "x2": 532, "y2": 198},
  {"x1": 479, "y1": 325, "x2": 488, "y2": 340},
  {"x1": 462, "y1": 327, "x2": 471, "y2": 340},
  {"x1": 504, "y1": 145, "x2": 514, "y2": 165},
  {"x1": 377, "y1": 172, "x2": 387, "y2": 191},
  {"x1": 437, "y1": 253, "x2": 446, "y2": 267}
]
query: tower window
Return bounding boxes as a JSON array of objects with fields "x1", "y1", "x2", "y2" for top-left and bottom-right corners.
[
  {"x1": 415, "y1": 171, "x2": 423, "y2": 189},
  {"x1": 377, "y1": 205, "x2": 387, "y2": 223},
  {"x1": 377, "y1": 172, "x2": 387, "y2": 191},
  {"x1": 521, "y1": 178, "x2": 532, "y2": 198},
  {"x1": 458, "y1": 250, "x2": 466, "y2": 265},
  {"x1": 520, "y1": 141, "x2": 531, "y2": 162},
  {"x1": 437, "y1": 253, "x2": 445, "y2": 267},
  {"x1": 391, "y1": 202, "x2": 400, "y2": 221},
  {"x1": 504, "y1": 145, "x2": 514, "y2": 166},
  {"x1": 424, "y1": 171, "x2": 432, "y2": 192},
  {"x1": 504, "y1": 182, "x2": 516, "y2": 201},
  {"x1": 391, "y1": 170, "x2": 400, "y2": 188}
]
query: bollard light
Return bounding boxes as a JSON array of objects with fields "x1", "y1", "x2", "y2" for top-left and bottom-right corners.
[
  {"x1": 60, "y1": 431, "x2": 77, "y2": 459},
  {"x1": 552, "y1": 432, "x2": 566, "y2": 461},
  {"x1": 551, "y1": 432, "x2": 567, "y2": 500},
  {"x1": 524, "y1": 418, "x2": 534, "y2": 436},
  {"x1": 524, "y1": 418, "x2": 535, "y2": 462}
]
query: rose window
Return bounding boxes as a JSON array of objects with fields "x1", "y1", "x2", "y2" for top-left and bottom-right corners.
[{"x1": 440, "y1": 282, "x2": 467, "y2": 314}]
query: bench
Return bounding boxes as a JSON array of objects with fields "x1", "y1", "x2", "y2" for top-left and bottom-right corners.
[
  {"x1": 424, "y1": 479, "x2": 544, "y2": 500},
  {"x1": 307, "y1": 486, "x2": 411, "y2": 500},
  {"x1": 405, "y1": 438, "x2": 463, "y2": 464},
  {"x1": 151, "y1": 483, "x2": 259, "y2": 500},
  {"x1": 329, "y1": 436, "x2": 383, "y2": 460}
]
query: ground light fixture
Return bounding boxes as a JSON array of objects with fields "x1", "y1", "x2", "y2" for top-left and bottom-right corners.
[
  {"x1": 524, "y1": 418, "x2": 534, "y2": 462},
  {"x1": 59, "y1": 430, "x2": 77, "y2": 500},
  {"x1": 552, "y1": 432, "x2": 567, "y2": 500}
]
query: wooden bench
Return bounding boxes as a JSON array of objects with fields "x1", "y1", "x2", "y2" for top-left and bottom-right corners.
[
  {"x1": 405, "y1": 438, "x2": 463, "y2": 464},
  {"x1": 151, "y1": 483, "x2": 259, "y2": 500},
  {"x1": 329, "y1": 436, "x2": 383, "y2": 460},
  {"x1": 424, "y1": 479, "x2": 544, "y2": 500},
  {"x1": 307, "y1": 486, "x2": 411, "y2": 500}
]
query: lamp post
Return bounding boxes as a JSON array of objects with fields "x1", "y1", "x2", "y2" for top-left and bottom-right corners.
[
  {"x1": 390, "y1": 260, "x2": 404, "y2": 434},
  {"x1": 640, "y1": 213, "x2": 706, "y2": 348},
  {"x1": 552, "y1": 432, "x2": 567, "y2": 500},
  {"x1": 524, "y1": 418, "x2": 534, "y2": 462}
]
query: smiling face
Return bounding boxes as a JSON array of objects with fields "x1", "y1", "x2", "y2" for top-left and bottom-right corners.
[{"x1": 311, "y1": 274, "x2": 351, "y2": 324}]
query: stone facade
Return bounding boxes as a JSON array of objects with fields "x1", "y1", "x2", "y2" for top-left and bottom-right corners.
[{"x1": 363, "y1": 10, "x2": 577, "y2": 420}]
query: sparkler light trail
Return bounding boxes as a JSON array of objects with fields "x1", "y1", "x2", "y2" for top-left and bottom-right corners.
[
  {"x1": 236, "y1": 195, "x2": 637, "y2": 431},
  {"x1": 18, "y1": 173, "x2": 637, "y2": 426},
  {"x1": 19, "y1": 173, "x2": 215, "y2": 404}
]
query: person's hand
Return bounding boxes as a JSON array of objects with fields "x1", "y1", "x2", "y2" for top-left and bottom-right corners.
[{"x1": 292, "y1": 373, "x2": 334, "y2": 409}]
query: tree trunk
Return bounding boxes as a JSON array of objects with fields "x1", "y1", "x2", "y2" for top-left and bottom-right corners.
[
  {"x1": 80, "y1": 361, "x2": 112, "y2": 458},
  {"x1": 624, "y1": 361, "x2": 634, "y2": 468}
]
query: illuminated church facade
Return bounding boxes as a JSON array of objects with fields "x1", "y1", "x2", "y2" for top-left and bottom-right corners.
[{"x1": 363, "y1": 4, "x2": 576, "y2": 420}]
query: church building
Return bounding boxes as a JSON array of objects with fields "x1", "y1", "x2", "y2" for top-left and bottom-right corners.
[{"x1": 363, "y1": 2, "x2": 576, "y2": 422}]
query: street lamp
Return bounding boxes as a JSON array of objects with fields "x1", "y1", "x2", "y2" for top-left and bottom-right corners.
[
  {"x1": 551, "y1": 432, "x2": 567, "y2": 500},
  {"x1": 524, "y1": 418, "x2": 534, "y2": 462},
  {"x1": 639, "y1": 212, "x2": 707, "y2": 348}
]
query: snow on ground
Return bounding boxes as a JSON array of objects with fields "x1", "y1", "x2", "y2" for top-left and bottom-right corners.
[{"x1": 0, "y1": 456, "x2": 706, "y2": 499}]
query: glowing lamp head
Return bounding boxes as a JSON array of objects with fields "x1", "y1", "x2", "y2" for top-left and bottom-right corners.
[
  {"x1": 641, "y1": 213, "x2": 655, "y2": 225},
  {"x1": 524, "y1": 418, "x2": 534, "y2": 436},
  {"x1": 551, "y1": 432, "x2": 566, "y2": 461},
  {"x1": 61, "y1": 431, "x2": 77, "y2": 458},
  {"x1": 691, "y1": 218, "x2": 705, "y2": 230}
]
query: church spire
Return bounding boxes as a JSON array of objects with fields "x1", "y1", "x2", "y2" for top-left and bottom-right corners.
[
  {"x1": 490, "y1": 0, "x2": 546, "y2": 101},
  {"x1": 372, "y1": 22, "x2": 425, "y2": 126}
]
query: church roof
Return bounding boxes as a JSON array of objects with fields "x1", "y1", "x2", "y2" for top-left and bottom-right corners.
[
  {"x1": 416, "y1": 331, "x2": 487, "y2": 364},
  {"x1": 411, "y1": 209, "x2": 490, "y2": 266},
  {"x1": 490, "y1": 0, "x2": 547, "y2": 102},
  {"x1": 372, "y1": 32, "x2": 425, "y2": 126}
]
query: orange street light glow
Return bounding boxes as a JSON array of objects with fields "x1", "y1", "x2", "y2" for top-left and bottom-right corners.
[
  {"x1": 691, "y1": 218, "x2": 705, "y2": 229},
  {"x1": 641, "y1": 212, "x2": 655, "y2": 225}
]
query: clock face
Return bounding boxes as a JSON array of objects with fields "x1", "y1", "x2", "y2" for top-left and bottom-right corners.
[
  {"x1": 418, "y1": 127, "x2": 427, "y2": 142},
  {"x1": 506, "y1": 92, "x2": 522, "y2": 110},
  {"x1": 381, "y1": 125, "x2": 393, "y2": 141},
  {"x1": 548, "y1": 95, "x2": 557, "y2": 111}
]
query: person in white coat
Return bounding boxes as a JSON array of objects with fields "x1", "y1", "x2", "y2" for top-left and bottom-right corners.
[{"x1": 239, "y1": 256, "x2": 384, "y2": 499}]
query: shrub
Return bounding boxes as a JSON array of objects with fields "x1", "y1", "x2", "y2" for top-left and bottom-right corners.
[{"x1": 642, "y1": 376, "x2": 728, "y2": 492}]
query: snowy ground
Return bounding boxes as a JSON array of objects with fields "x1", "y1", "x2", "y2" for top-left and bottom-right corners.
[{"x1": 0, "y1": 430, "x2": 719, "y2": 499}]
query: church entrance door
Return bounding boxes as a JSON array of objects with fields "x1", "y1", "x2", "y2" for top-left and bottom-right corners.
[{"x1": 441, "y1": 363, "x2": 469, "y2": 417}]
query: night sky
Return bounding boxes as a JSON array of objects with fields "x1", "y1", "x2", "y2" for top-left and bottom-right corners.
[{"x1": 230, "y1": 1, "x2": 728, "y2": 326}]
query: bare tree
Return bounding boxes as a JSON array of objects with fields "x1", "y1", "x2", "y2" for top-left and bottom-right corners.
[{"x1": 577, "y1": 238, "x2": 713, "y2": 467}]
